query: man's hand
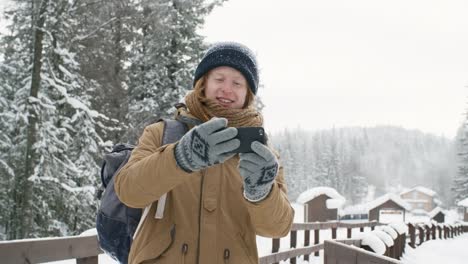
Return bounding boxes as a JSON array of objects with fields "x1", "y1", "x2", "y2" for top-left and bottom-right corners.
[
  {"x1": 174, "y1": 117, "x2": 240, "y2": 172},
  {"x1": 239, "y1": 141, "x2": 279, "y2": 202}
]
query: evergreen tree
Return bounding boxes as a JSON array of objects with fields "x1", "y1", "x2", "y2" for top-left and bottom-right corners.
[
  {"x1": 125, "y1": 0, "x2": 225, "y2": 143},
  {"x1": 0, "y1": 0, "x2": 108, "y2": 239},
  {"x1": 453, "y1": 122, "x2": 468, "y2": 202}
]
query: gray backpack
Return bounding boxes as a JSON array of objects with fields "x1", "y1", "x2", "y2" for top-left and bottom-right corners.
[{"x1": 96, "y1": 119, "x2": 187, "y2": 264}]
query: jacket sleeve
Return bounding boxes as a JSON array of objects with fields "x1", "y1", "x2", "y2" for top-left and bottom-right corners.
[
  {"x1": 243, "y1": 155, "x2": 294, "y2": 238},
  {"x1": 114, "y1": 122, "x2": 193, "y2": 208}
]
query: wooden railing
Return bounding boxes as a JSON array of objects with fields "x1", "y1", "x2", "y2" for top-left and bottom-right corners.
[
  {"x1": 407, "y1": 222, "x2": 465, "y2": 248},
  {"x1": 324, "y1": 240, "x2": 400, "y2": 264},
  {"x1": 259, "y1": 221, "x2": 381, "y2": 264},
  {"x1": 0, "y1": 234, "x2": 102, "y2": 264},
  {"x1": 0, "y1": 222, "x2": 465, "y2": 264}
]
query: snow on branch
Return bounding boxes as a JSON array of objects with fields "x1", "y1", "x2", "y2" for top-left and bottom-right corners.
[{"x1": 73, "y1": 17, "x2": 118, "y2": 42}]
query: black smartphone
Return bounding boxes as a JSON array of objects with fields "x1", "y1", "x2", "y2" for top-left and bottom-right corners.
[{"x1": 232, "y1": 127, "x2": 267, "y2": 153}]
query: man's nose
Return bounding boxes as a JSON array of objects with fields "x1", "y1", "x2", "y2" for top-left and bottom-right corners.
[{"x1": 220, "y1": 82, "x2": 234, "y2": 93}]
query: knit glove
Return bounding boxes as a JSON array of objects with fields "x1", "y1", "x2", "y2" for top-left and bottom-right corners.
[
  {"x1": 174, "y1": 117, "x2": 240, "y2": 173},
  {"x1": 239, "y1": 141, "x2": 279, "y2": 202}
]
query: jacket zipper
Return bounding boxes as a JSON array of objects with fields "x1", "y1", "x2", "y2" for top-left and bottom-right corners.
[{"x1": 196, "y1": 171, "x2": 205, "y2": 264}]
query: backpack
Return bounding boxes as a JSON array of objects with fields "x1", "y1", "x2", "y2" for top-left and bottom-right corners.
[{"x1": 96, "y1": 119, "x2": 187, "y2": 264}]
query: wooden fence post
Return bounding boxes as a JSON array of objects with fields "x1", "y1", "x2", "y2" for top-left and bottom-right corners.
[
  {"x1": 314, "y1": 229, "x2": 320, "y2": 257},
  {"x1": 272, "y1": 238, "x2": 279, "y2": 264},
  {"x1": 290, "y1": 230, "x2": 297, "y2": 264},
  {"x1": 418, "y1": 225, "x2": 424, "y2": 245},
  {"x1": 347, "y1": 228, "x2": 352, "y2": 239},
  {"x1": 425, "y1": 225, "x2": 431, "y2": 241},
  {"x1": 332, "y1": 227, "x2": 337, "y2": 239},
  {"x1": 408, "y1": 223, "x2": 415, "y2": 248},
  {"x1": 431, "y1": 225, "x2": 436, "y2": 240},
  {"x1": 304, "y1": 230, "x2": 310, "y2": 261},
  {"x1": 438, "y1": 225, "x2": 442, "y2": 239}
]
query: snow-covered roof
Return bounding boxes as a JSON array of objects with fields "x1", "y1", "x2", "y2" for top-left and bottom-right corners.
[
  {"x1": 457, "y1": 198, "x2": 468, "y2": 207},
  {"x1": 428, "y1": 207, "x2": 444, "y2": 218},
  {"x1": 326, "y1": 198, "x2": 346, "y2": 209},
  {"x1": 367, "y1": 193, "x2": 412, "y2": 211},
  {"x1": 400, "y1": 186, "x2": 436, "y2": 197},
  {"x1": 340, "y1": 193, "x2": 411, "y2": 215},
  {"x1": 296, "y1": 187, "x2": 346, "y2": 208},
  {"x1": 339, "y1": 203, "x2": 369, "y2": 216}
]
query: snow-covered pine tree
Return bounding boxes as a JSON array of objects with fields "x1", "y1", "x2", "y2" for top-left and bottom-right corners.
[
  {"x1": 453, "y1": 122, "x2": 468, "y2": 203},
  {"x1": 0, "y1": 0, "x2": 109, "y2": 239},
  {"x1": 75, "y1": 0, "x2": 136, "y2": 143},
  {"x1": 125, "y1": 0, "x2": 225, "y2": 143}
]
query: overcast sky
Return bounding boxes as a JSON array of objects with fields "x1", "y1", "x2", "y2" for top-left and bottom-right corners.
[
  {"x1": 200, "y1": 0, "x2": 468, "y2": 138},
  {"x1": 1, "y1": 0, "x2": 467, "y2": 138}
]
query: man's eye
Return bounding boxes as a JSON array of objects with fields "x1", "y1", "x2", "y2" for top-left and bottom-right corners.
[{"x1": 215, "y1": 78, "x2": 223, "y2": 82}]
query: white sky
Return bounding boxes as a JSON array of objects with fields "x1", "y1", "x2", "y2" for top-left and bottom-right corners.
[
  {"x1": 2, "y1": 0, "x2": 468, "y2": 138},
  {"x1": 200, "y1": 0, "x2": 468, "y2": 138}
]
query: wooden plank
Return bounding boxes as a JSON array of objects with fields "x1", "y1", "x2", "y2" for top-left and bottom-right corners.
[
  {"x1": 304, "y1": 230, "x2": 310, "y2": 261},
  {"x1": 314, "y1": 229, "x2": 320, "y2": 257},
  {"x1": 325, "y1": 240, "x2": 401, "y2": 264},
  {"x1": 272, "y1": 238, "x2": 280, "y2": 253},
  {"x1": 0, "y1": 235, "x2": 102, "y2": 263},
  {"x1": 290, "y1": 230, "x2": 297, "y2": 264},
  {"x1": 77, "y1": 256, "x2": 98, "y2": 264},
  {"x1": 259, "y1": 244, "x2": 323, "y2": 264}
]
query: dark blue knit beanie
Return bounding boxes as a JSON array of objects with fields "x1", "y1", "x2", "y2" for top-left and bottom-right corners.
[{"x1": 194, "y1": 42, "x2": 259, "y2": 95}]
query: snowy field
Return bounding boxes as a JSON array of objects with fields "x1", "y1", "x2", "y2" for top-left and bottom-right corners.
[{"x1": 400, "y1": 233, "x2": 468, "y2": 264}]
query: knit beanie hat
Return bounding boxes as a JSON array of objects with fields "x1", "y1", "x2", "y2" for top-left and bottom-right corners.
[{"x1": 194, "y1": 42, "x2": 259, "y2": 95}]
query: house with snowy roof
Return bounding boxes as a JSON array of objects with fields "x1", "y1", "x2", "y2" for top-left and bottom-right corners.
[
  {"x1": 428, "y1": 207, "x2": 445, "y2": 223},
  {"x1": 340, "y1": 193, "x2": 411, "y2": 223},
  {"x1": 400, "y1": 186, "x2": 440, "y2": 212},
  {"x1": 457, "y1": 198, "x2": 468, "y2": 221},
  {"x1": 367, "y1": 193, "x2": 411, "y2": 223},
  {"x1": 296, "y1": 187, "x2": 346, "y2": 222}
]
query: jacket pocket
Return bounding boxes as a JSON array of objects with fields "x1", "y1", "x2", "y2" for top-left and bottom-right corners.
[{"x1": 135, "y1": 224, "x2": 176, "y2": 264}]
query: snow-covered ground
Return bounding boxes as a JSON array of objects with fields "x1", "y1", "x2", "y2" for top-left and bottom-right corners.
[{"x1": 400, "y1": 233, "x2": 468, "y2": 264}]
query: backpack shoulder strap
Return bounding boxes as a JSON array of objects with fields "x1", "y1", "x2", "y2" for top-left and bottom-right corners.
[
  {"x1": 161, "y1": 118, "x2": 188, "y2": 145},
  {"x1": 151, "y1": 119, "x2": 188, "y2": 221}
]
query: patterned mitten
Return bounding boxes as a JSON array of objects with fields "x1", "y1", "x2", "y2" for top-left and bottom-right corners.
[
  {"x1": 239, "y1": 141, "x2": 279, "y2": 202},
  {"x1": 174, "y1": 117, "x2": 240, "y2": 173}
]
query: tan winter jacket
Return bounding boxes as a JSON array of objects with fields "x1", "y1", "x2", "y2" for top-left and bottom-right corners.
[{"x1": 114, "y1": 111, "x2": 294, "y2": 264}]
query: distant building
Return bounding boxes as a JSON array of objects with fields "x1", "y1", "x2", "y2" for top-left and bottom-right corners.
[
  {"x1": 297, "y1": 187, "x2": 346, "y2": 222},
  {"x1": 368, "y1": 194, "x2": 411, "y2": 223},
  {"x1": 428, "y1": 207, "x2": 445, "y2": 223},
  {"x1": 400, "y1": 186, "x2": 439, "y2": 212},
  {"x1": 457, "y1": 198, "x2": 468, "y2": 221},
  {"x1": 340, "y1": 193, "x2": 411, "y2": 223}
]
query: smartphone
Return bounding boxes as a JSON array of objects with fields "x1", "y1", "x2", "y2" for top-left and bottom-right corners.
[{"x1": 232, "y1": 127, "x2": 267, "y2": 153}]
